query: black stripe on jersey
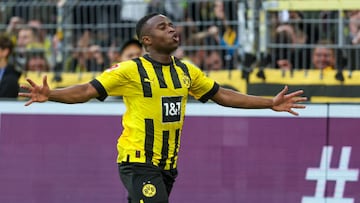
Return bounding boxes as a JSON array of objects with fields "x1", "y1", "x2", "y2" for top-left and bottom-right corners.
[
  {"x1": 153, "y1": 64, "x2": 167, "y2": 88},
  {"x1": 133, "y1": 58, "x2": 152, "y2": 97},
  {"x1": 170, "y1": 129, "x2": 180, "y2": 169},
  {"x1": 174, "y1": 57, "x2": 191, "y2": 80},
  {"x1": 158, "y1": 130, "x2": 170, "y2": 169},
  {"x1": 144, "y1": 119, "x2": 155, "y2": 164},
  {"x1": 90, "y1": 79, "x2": 108, "y2": 101},
  {"x1": 199, "y1": 82, "x2": 220, "y2": 103},
  {"x1": 169, "y1": 62, "x2": 182, "y2": 89}
]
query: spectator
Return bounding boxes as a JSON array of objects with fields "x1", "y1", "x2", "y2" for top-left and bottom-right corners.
[
  {"x1": 27, "y1": 19, "x2": 53, "y2": 69},
  {"x1": 345, "y1": 10, "x2": 360, "y2": 70},
  {"x1": 5, "y1": 16, "x2": 24, "y2": 44},
  {"x1": 204, "y1": 50, "x2": 223, "y2": 71},
  {"x1": 7, "y1": 1, "x2": 57, "y2": 30},
  {"x1": 182, "y1": 49, "x2": 205, "y2": 69},
  {"x1": 319, "y1": 11, "x2": 339, "y2": 42},
  {"x1": 0, "y1": 34, "x2": 21, "y2": 98},
  {"x1": 184, "y1": 1, "x2": 214, "y2": 33},
  {"x1": 65, "y1": 50, "x2": 84, "y2": 72},
  {"x1": 185, "y1": 0, "x2": 238, "y2": 70},
  {"x1": 86, "y1": 45, "x2": 109, "y2": 72},
  {"x1": 28, "y1": 20, "x2": 50, "y2": 48},
  {"x1": 311, "y1": 40, "x2": 336, "y2": 71},
  {"x1": 17, "y1": 26, "x2": 43, "y2": 51},
  {"x1": 118, "y1": 39, "x2": 143, "y2": 62},
  {"x1": 272, "y1": 29, "x2": 293, "y2": 70},
  {"x1": 65, "y1": 30, "x2": 92, "y2": 72},
  {"x1": 347, "y1": 10, "x2": 360, "y2": 45},
  {"x1": 107, "y1": 39, "x2": 143, "y2": 65},
  {"x1": 272, "y1": 11, "x2": 319, "y2": 70},
  {"x1": 25, "y1": 50, "x2": 50, "y2": 72},
  {"x1": 183, "y1": 1, "x2": 215, "y2": 70},
  {"x1": 212, "y1": 0, "x2": 239, "y2": 69},
  {"x1": 15, "y1": 25, "x2": 44, "y2": 71},
  {"x1": 107, "y1": 41, "x2": 121, "y2": 65}
]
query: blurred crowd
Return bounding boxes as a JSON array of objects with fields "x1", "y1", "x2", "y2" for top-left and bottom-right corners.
[
  {"x1": 0, "y1": 0, "x2": 240, "y2": 75},
  {"x1": 270, "y1": 10, "x2": 360, "y2": 73},
  {"x1": 1, "y1": 0, "x2": 360, "y2": 98}
]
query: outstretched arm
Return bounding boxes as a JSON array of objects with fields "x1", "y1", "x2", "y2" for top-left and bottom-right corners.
[
  {"x1": 211, "y1": 85, "x2": 307, "y2": 116},
  {"x1": 19, "y1": 75, "x2": 99, "y2": 106}
]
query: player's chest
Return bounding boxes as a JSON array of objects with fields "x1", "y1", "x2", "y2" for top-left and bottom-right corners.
[{"x1": 136, "y1": 66, "x2": 190, "y2": 96}]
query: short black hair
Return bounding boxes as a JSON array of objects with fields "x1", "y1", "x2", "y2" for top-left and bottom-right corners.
[
  {"x1": 136, "y1": 13, "x2": 160, "y2": 40},
  {"x1": 119, "y1": 39, "x2": 142, "y2": 54},
  {"x1": 0, "y1": 34, "x2": 14, "y2": 57}
]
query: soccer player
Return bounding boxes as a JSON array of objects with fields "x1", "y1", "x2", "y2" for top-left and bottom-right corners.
[{"x1": 19, "y1": 13, "x2": 307, "y2": 203}]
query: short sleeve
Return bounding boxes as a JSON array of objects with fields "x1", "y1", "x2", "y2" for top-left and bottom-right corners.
[
  {"x1": 90, "y1": 61, "x2": 138, "y2": 99},
  {"x1": 183, "y1": 61, "x2": 219, "y2": 103}
]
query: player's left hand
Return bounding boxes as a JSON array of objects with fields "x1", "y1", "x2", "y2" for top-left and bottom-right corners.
[{"x1": 271, "y1": 85, "x2": 307, "y2": 116}]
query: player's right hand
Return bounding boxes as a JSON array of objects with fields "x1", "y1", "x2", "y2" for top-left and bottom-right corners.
[{"x1": 18, "y1": 75, "x2": 50, "y2": 106}]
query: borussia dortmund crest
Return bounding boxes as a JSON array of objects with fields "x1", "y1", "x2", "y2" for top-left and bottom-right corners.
[
  {"x1": 182, "y1": 74, "x2": 191, "y2": 88},
  {"x1": 142, "y1": 183, "x2": 156, "y2": 197}
]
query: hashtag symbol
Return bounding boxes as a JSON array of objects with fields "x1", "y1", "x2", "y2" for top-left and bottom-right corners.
[{"x1": 302, "y1": 146, "x2": 359, "y2": 203}]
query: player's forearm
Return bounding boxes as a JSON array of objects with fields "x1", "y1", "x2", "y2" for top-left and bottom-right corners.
[
  {"x1": 212, "y1": 88, "x2": 274, "y2": 109},
  {"x1": 224, "y1": 94, "x2": 273, "y2": 109},
  {"x1": 233, "y1": 94, "x2": 273, "y2": 109},
  {"x1": 48, "y1": 84, "x2": 94, "y2": 104}
]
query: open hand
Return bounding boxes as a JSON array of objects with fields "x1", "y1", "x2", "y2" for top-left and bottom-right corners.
[
  {"x1": 271, "y1": 85, "x2": 307, "y2": 116},
  {"x1": 18, "y1": 75, "x2": 50, "y2": 106}
]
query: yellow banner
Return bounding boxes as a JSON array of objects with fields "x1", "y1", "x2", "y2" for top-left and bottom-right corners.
[
  {"x1": 249, "y1": 69, "x2": 360, "y2": 85},
  {"x1": 264, "y1": 0, "x2": 360, "y2": 11}
]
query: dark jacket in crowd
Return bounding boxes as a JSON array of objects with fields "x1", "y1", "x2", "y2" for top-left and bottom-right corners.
[{"x1": 0, "y1": 64, "x2": 21, "y2": 98}]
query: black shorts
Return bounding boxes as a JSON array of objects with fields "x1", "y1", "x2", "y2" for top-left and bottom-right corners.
[{"x1": 118, "y1": 163, "x2": 178, "y2": 203}]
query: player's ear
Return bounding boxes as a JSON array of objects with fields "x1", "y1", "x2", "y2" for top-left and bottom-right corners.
[{"x1": 142, "y1": 36, "x2": 151, "y2": 47}]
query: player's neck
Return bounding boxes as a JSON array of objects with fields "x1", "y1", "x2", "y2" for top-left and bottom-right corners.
[{"x1": 147, "y1": 52, "x2": 172, "y2": 64}]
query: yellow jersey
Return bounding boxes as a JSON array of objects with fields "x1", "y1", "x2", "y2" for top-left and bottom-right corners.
[{"x1": 90, "y1": 54, "x2": 219, "y2": 170}]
